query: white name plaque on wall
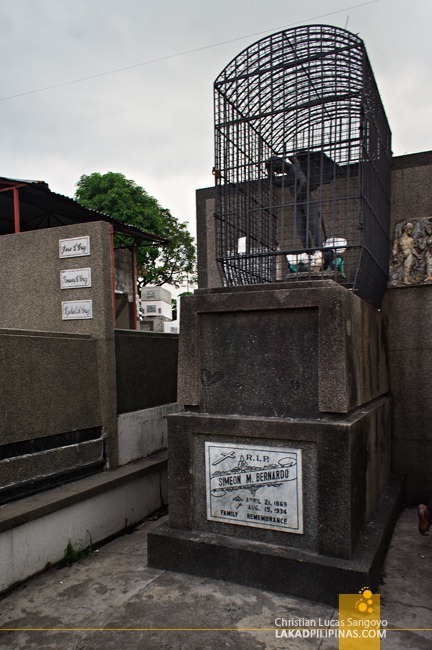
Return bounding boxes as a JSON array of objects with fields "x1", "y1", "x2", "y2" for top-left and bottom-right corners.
[
  {"x1": 62, "y1": 300, "x2": 93, "y2": 320},
  {"x1": 59, "y1": 236, "x2": 90, "y2": 258},
  {"x1": 205, "y1": 442, "x2": 303, "y2": 534},
  {"x1": 60, "y1": 268, "x2": 92, "y2": 289}
]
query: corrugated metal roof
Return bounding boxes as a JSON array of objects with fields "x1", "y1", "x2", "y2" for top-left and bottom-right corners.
[{"x1": 0, "y1": 177, "x2": 168, "y2": 245}]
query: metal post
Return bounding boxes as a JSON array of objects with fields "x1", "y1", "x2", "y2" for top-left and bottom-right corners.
[
  {"x1": 13, "y1": 188, "x2": 20, "y2": 233},
  {"x1": 131, "y1": 247, "x2": 138, "y2": 330},
  {"x1": 110, "y1": 226, "x2": 116, "y2": 327}
]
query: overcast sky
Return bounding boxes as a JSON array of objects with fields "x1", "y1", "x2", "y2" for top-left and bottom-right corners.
[{"x1": 1, "y1": 0, "x2": 431, "y2": 239}]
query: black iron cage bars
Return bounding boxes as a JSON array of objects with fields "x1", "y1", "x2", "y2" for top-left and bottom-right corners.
[{"x1": 214, "y1": 24, "x2": 391, "y2": 308}]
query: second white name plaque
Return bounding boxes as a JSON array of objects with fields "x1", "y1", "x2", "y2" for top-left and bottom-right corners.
[
  {"x1": 205, "y1": 442, "x2": 303, "y2": 534},
  {"x1": 60, "y1": 268, "x2": 92, "y2": 289}
]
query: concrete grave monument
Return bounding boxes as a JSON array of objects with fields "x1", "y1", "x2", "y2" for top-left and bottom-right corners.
[{"x1": 148, "y1": 25, "x2": 402, "y2": 605}]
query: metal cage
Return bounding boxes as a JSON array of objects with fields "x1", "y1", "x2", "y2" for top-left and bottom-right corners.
[{"x1": 214, "y1": 24, "x2": 391, "y2": 308}]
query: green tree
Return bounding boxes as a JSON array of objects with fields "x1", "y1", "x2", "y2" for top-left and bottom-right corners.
[{"x1": 75, "y1": 172, "x2": 196, "y2": 289}]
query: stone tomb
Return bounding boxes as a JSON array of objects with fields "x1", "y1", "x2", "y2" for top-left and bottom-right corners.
[{"x1": 148, "y1": 281, "x2": 402, "y2": 605}]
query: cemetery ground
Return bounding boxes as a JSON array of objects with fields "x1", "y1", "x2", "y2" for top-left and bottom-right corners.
[{"x1": 0, "y1": 506, "x2": 430, "y2": 649}]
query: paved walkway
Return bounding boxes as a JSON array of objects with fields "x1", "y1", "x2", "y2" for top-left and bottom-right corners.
[{"x1": 0, "y1": 507, "x2": 430, "y2": 649}]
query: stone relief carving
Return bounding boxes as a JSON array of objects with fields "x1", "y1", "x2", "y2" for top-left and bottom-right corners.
[{"x1": 389, "y1": 218, "x2": 432, "y2": 286}]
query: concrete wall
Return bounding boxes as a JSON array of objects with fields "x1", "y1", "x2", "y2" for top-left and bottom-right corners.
[
  {"x1": 0, "y1": 221, "x2": 177, "y2": 587},
  {"x1": 0, "y1": 221, "x2": 118, "y2": 466},
  {"x1": 0, "y1": 329, "x2": 104, "y2": 503},
  {"x1": 391, "y1": 151, "x2": 432, "y2": 231},
  {"x1": 384, "y1": 151, "x2": 432, "y2": 502},
  {"x1": 0, "y1": 330, "x2": 101, "y2": 442},
  {"x1": 197, "y1": 151, "x2": 432, "y2": 290},
  {"x1": 196, "y1": 188, "x2": 220, "y2": 289},
  {"x1": 0, "y1": 222, "x2": 181, "y2": 493},
  {"x1": 165, "y1": 282, "x2": 392, "y2": 563},
  {"x1": 382, "y1": 287, "x2": 432, "y2": 503},
  {"x1": 115, "y1": 330, "x2": 178, "y2": 414},
  {"x1": 0, "y1": 221, "x2": 114, "y2": 336},
  {"x1": 0, "y1": 454, "x2": 167, "y2": 594},
  {"x1": 196, "y1": 151, "x2": 432, "y2": 505},
  {"x1": 118, "y1": 402, "x2": 183, "y2": 466},
  {"x1": 115, "y1": 329, "x2": 181, "y2": 471},
  {"x1": 179, "y1": 281, "x2": 388, "y2": 416}
]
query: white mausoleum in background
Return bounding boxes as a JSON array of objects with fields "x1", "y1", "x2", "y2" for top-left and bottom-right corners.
[
  {"x1": 140, "y1": 286, "x2": 172, "y2": 332},
  {"x1": 140, "y1": 276, "x2": 198, "y2": 333}
]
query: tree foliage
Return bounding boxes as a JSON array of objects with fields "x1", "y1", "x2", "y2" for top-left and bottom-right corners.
[{"x1": 75, "y1": 172, "x2": 196, "y2": 289}]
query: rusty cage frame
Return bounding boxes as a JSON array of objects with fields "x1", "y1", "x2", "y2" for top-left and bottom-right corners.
[{"x1": 214, "y1": 24, "x2": 391, "y2": 308}]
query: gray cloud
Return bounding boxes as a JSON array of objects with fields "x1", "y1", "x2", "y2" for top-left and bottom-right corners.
[{"x1": 1, "y1": 0, "x2": 431, "y2": 239}]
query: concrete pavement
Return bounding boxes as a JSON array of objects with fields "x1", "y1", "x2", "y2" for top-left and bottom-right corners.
[{"x1": 0, "y1": 506, "x2": 430, "y2": 649}]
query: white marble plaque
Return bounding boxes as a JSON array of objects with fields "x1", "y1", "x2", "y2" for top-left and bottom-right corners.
[
  {"x1": 59, "y1": 236, "x2": 90, "y2": 258},
  {"x1": 60, "y1": 268, "x2": 92, "y2": 289},
  {"x1": 205, "y1": 442, "x2": 303, "y2": 533},
  {"x1": 62, "y1": 300, "x2": 93, "y2": 320}
]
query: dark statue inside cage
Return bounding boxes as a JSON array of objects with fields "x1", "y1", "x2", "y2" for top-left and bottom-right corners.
[{"x1": 213, "y1": 24, "x2": 391, "y2": 308}]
